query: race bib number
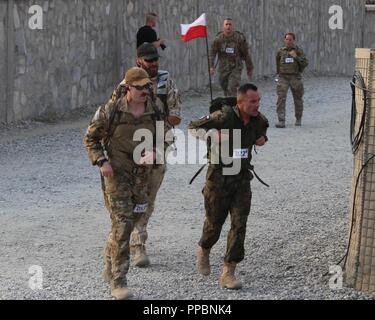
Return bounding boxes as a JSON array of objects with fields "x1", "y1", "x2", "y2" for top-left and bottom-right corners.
[
  {"x1": 134, "y1": 203, "x2": 148, "y2": 214},
  {"x1": 285, "y1": 57, "x2": 294, "y2": 64},
  {"x1": 233, "y1": 149, "x2": 249, "y2": 159},
  {"x1": 225, "y1": 47, "x2": 235, "y2": 54}
]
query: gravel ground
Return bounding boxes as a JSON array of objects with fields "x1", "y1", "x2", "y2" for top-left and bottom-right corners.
[{"x1": 1, "y1": 76, "x2": 375, "y2": 300}]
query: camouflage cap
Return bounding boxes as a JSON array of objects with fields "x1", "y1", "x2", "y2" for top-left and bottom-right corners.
[
  {"x1": 123, "y1": 67, "x2": 152, "y2": 86},
  {"x1": 137, "y1": 43, "x2": 160, "y2": 60}
]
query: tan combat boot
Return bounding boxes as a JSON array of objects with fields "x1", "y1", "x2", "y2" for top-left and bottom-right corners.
[
  {"x1": 197, "y1": 246, "x2": 211, "y2": 276},
  {"x1": 275, "y1": 121, "x2": 286, "y2": 128},
  {"x1": 111, "y1": 287, "x2": 133, "y2": 300},
  {"x1": 219, "y1": 262, "x2": 243, "y2": 290},
  {"x1": 133, "y1": 245, "x2": 150, "y2": 267}
]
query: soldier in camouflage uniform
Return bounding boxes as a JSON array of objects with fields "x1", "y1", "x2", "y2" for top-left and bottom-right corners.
[
  {"x1": 275, "y1": 32, "x2": 308, "y2": 128},
  {"x1": 188, "y1": 83, "x2": 268, "y2": 290},
  {"x1": 84, "y1": 67, "x2": 160, "y2": 300},
  {"x1": 210, "y1": 18, "x2": 254, "y2": 97},
  {"x1": 129, "y1": 43, "x2": 181, "y2": 267}
]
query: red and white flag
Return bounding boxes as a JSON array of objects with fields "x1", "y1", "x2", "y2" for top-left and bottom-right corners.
[{"x1": 180, "y1": 13, "x2": 207, "y2": 42}]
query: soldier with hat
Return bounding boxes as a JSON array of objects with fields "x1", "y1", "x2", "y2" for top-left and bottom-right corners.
[{"x1": 84, "y1": 67, "x2": 161, "y2": 300}]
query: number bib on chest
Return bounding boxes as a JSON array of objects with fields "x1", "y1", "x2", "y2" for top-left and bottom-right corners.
[
  {"x1": 285, "y1": 57, "x2": 294, "y2": 64},
  {"x1": 134, "y1": 203, "x2": 148, "y2": 214},
  {"x1": 225, "y1": 47, "x2": 235, "y2": 54},
  {"x1": 233, "y1": 149, "x2": 249, "y2": 159}
]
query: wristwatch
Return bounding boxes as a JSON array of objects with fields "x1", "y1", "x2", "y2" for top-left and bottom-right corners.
[{"x1": 96, "y1": 158, "x2": 108, "y2": 167}]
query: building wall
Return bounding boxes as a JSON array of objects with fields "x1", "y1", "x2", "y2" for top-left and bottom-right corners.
[
  {"x1": 8, "y1": 0, "x2": 120, "y2": 122},
  {"x1": 364, "y1": 8, "x2": 375, "y2": 48},
  {"x1": 0, "y1": 1, "x2": 7, "y2": 123},
  {"x1": 0, "y1": 0, "x2": 371, "y2": 123}
]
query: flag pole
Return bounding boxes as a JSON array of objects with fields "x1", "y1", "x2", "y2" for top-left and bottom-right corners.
[{"x1": 205, "y1": 36, "x2": 213, "y2": 102}]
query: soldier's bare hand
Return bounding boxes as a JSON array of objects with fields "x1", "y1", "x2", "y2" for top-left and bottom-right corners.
[
  {"x1": 289, "y1": 50, "x2": 297, "y2": 58},
  {"x1": 101, "y1": 162, "x2": 114, "y2": 178},
  {"x1": 167, "y1": 115, "x2": 181, "y2": 126},
  {"x1": 255, "y1": 136, "x2": 267, "y2": 146},
  {"x1": 210, "y1": 67, "x2": 216, "y2": 76},
  {"x1": 139, "y1": 151, "x2": 156, "y2": 165}
]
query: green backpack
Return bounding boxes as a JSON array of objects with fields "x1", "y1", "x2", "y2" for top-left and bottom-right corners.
[
  {"x1": 209, "y1": 96, "x2": 237, "y2": 114},
  {"x1": 189, "y1": 95, "x2": 270, "y2": 187}
]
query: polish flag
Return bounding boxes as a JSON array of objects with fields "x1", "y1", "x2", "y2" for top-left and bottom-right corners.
[{"x1": 180, "y1": 13, "x2": 208, "y2": 42}]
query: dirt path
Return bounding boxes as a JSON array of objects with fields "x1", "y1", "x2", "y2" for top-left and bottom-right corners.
[{"x1": 1, "y1": 77, "x2": 374, "y2": 300}]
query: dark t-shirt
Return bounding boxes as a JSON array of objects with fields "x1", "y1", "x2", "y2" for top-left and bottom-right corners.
[{"x1": 136, "y1": 26, "x2": 158, "y2": 48}]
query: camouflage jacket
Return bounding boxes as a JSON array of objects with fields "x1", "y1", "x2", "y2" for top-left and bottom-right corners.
[
  {"x1": 276, "y1": 46, "x2": 308, "y2": 75},
  {"x1": 210, "y1": 31, "x2": 254, "y2": 73},
  {"x1": 188, "y1": 105, "x2": 269, "y2": 171},
  {"x1": 83, "y1": 96, "x2": 158, "y2": 170}
]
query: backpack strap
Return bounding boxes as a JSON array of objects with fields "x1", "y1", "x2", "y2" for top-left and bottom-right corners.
[
  {"x1": 156, "y1": 70, "x2": 170, "y2": 117},
  {"x1": 102, "y1": 98, "x2": 122, "y2": 149}
]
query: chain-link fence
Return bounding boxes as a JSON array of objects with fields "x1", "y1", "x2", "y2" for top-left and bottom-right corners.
[{"x1": 345, "y1": 49, "x2": 375, "y2": 292}]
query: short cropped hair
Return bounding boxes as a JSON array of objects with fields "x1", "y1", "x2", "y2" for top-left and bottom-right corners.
[
  {"x1": 224, "y1": 17, "x2": 233, "y2": 21},
  {"x1": 146, "y1": 12, "x2": 158, "y2": 23},
  {"x1": 284, "y1": 32, "x2": 296, "y2": 40},
  {"x1": 238, "y1": 83, "x2": 258, "y2": 96}
]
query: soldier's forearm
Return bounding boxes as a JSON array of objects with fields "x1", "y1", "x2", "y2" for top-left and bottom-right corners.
[
  {"x1": 209, "y1": 55, "x2": 216, "y2": 68},
  {"x1": 246, "y1": 62, "x2": 254, "y2": 72}
]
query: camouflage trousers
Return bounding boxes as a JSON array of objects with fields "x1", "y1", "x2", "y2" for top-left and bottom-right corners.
[
  {"x1": 219, "y1": 67, "x2": 242, "y2": 97},
  {"x1": 130, "y1": 164, "x2": 166, "y2": 248},
  {"x1": 102, "y1": 168, "x2": 150, "y2": 289},
  {"x1": 276, "y1": 74, "x2": 304, "y2": 122},
  {"x1": 199, "y1": 167, "x2": 252, "y2": 263}
]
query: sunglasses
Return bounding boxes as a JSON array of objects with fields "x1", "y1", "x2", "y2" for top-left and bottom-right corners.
[
  {"x1": 144, "y1": 57, "x2": 159, "y2": 63},
  {"x1": 130, "y1": 84, "x2": 150, "y2": 91}
]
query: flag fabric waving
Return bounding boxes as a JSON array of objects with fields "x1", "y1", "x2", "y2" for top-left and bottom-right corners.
[{"x1": 180, "y1": 13, "x2": 207, "y2": 42}]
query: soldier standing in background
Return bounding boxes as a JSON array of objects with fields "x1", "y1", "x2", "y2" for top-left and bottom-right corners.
[
  {"x1": 136, "y1": 12, "x2": 166, "y2": 50},
  {"x1": 210, "y1": 18, "x2": 254, "y2": 97},
  {"x1": 275, "y1": 32, "x2": 308, "y2": 128}
]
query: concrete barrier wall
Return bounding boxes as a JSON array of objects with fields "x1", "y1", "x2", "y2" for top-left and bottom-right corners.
[
  {"x1": 7, "y1": 0, "x2": 121, "y2": 122},
  {"x1": 0, "y1": 0, "x2": 372, "y2": 123},
  {"x1": 364, "y1": 8, "x2": 375, "y2": 48},
  {"x1": 319, "y1": 0, "x2": 365, "y2": 75},
  {"x1": 0, "y1": 1, "x2": 7, "y2": 123}
]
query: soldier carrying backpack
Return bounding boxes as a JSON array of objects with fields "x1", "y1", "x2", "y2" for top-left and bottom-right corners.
[{"x1": 188, "y1": 83, "x2": 269, "y2": 290}]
